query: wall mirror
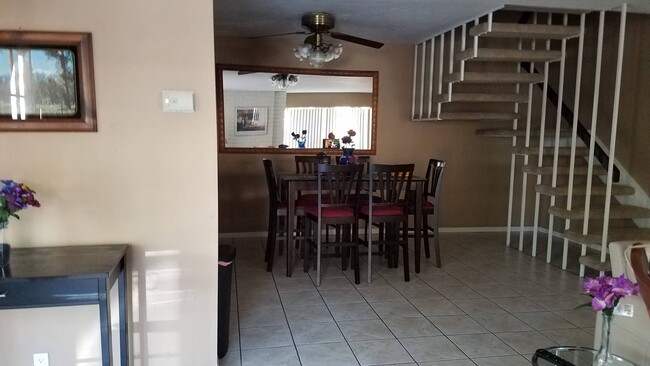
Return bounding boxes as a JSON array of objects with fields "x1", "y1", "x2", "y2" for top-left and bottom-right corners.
[{"x1": 217, "y1": 63, "x2": 377, "y2": 154}]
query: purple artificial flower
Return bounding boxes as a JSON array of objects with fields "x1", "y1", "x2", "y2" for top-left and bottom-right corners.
[
  {"x1": 0, "y1": 180, "x2": 40, "y2": 226},
  {"x1": 611, "y1": 275, "x2": 639, "y2": 297},
  {"x1": 583, "y1": 277, "x2": 602, "y2": 292},
  {"x1": 592, "y1": 296, "x2": 607, "y2": 311},
  {"x1": 582, "y1": 274, "x2": 639, "y2": 313}
]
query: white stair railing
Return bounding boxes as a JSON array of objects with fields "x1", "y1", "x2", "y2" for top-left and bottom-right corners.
[
  {"x1": 410, "y1": 5, "x2": 629, "y2": 275},
  {"x1": 563, "y1": 12, "x2": 586, "y2": 272}
]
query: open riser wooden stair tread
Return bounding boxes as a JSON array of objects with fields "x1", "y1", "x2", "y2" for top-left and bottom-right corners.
[
  {"x1": 469, "y1": 23, "x2": 581, "y2": 39},
  {"x1": 549, "y1": 205, "x2": 650, "y2": 220},
  {"x1": 522, "y1": 164, "x2": 608, "y2": 175},
  {"x1": 438, "y1": 112, "x2": 520, "y2": 120},
  {"x1": 476, "y1": 128, "x2": 573, "y2": 137},
  {"x1": 512, "y1": 146, "x2": 590, "y2": 156},
  {"x1": 456, "y1": 48, "x2": 563, "y2": 62},
  {"x1": 579, "y1": 255, "x2": 612, "y2": 272},
  {"x1": 444, "y1": 72, "x2": 545, "y2": 84},
  {"x1": 535, "y1": 183, "x2": 635, "y2": 196},
  {"x1": 436, "y1": 93, "x2": 528, "y2": 103},
  {"x1": 565, "y1": 227, "x2": 650, "y2": 245}
]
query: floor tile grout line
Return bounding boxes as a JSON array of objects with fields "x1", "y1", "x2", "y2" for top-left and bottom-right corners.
[
  {"x1": 308, "y1": 262, "x2": 365, "y2": 366},
  {"x1": 227, "y1": 232, "x2": 597, "y2": 365},
  {"x1": 231, "y1": 239, "x2": 243, "y2": 365},
  {"x1": 267, "y1": 238, "x2": 305, "y2": 366}
]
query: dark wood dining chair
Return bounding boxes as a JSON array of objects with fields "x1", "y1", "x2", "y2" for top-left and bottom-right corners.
[
  {"x1": 406, "y1": 158, "x2": 446, "y2": 267},
  {"x1": 303, "y1": 163, "x2": 364, "y2": 286},
  {"x1": 294, "y1": 154, "x2": 332, "y2": 205},
  {"x1": 295, "y1": 155, "x2": 332, "y2": 174},
  {"x1": 262, "y1": 158, "x2": 305, "y2": 272},
  {"x1": 360, "y1": 163, "x2": 414, "y2": 282}
]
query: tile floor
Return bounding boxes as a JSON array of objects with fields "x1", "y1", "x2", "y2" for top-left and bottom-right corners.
[{"x1": 218, "y1": 232, "x2": 598, "y2": 366}]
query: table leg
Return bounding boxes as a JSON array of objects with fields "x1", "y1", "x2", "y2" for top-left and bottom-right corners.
[
  {"x1": 286, "y1": 181, "x2": 295, "y2": 277},
  {"x1": 414, "y1": 181, "x2": 422, "y2": 273},
  {"x1": 118, "y1": 258, "x2": 130, "y2": 366},
  {"x1": 99, "y1": 279, "x2": 113, "y2": 366}
]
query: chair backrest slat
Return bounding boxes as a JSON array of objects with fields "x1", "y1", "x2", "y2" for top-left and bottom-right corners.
[
  {"x1": 369, "y1": 163, "x2": 415, "y2": 205},
  {"x1": 295, "y1": 155, "x2": 332, "y2": 174},
  {"x1": 425, "y1": 159, "x2": 447, "y2": 202},
  {"x1": 263, "y1": 158, "x2": 280, "y2": 206},
  {"x1": 317, "y1": 164, "x2": 364, "y2": 207}
]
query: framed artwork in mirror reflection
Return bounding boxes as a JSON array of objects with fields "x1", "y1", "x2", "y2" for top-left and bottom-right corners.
[{"x1": 235, "y1": 107, "x2": 267, "y2": 135}]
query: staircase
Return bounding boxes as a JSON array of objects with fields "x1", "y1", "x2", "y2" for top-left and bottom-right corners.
[{"x1": 411, "y1": 5, "x2": 650, "y2": 275}]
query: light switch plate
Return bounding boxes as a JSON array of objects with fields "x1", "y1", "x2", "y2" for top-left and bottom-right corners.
[{"x1": 162, "y1": 90, "x2": 195, "y2": 113}]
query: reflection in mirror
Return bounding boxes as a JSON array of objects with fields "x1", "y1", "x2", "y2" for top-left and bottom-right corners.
[{"x1": 217, "y1": 64, "x2": 377, "y2": 154}]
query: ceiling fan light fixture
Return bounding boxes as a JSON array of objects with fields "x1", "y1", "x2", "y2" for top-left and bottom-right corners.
[
  {"x1": 294, "y1": 43, "x2": 312, "y2": 59},
  {"x1": 270, "y1": 73, "x2": 298, "y2": 90},
  {"x1": 294, "y1": 42, "x2": 343, "y2": 68}
]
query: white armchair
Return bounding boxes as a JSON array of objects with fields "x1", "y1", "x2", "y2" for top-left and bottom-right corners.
[{"x1": 597, "y1": 241, "x2": 650, "y2": 365}]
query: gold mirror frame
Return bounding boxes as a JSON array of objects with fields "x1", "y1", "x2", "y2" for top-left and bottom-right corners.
[{"x1": 217, "y1": 63, "x2": 378, "y2": 154}]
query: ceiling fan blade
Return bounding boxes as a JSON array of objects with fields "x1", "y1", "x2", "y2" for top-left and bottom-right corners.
[
  {"x1": 250, "y1": 31, "x2": 308, "y2": 39},
  {"x1": 330, "y1": 32, "x2": 384, "y2": 49}
]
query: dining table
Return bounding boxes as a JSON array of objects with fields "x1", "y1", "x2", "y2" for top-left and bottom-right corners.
[{"x1": 278, "y1": 172, "x2": 427, "y2": 282}]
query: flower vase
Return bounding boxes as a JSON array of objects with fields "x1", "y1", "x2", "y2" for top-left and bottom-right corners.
[
  {"x1": 339, "y1": 148, "x2": 356, "y2": 165},
  {"x1": 298, "y1": 141, "x2": 306, "y2": 149},
  {"x1": 0, "y1": 227, "x2": 9, "y2": 267},
  {"x1": 594, "y1": 312, "x2": 613, "y2": 365}
]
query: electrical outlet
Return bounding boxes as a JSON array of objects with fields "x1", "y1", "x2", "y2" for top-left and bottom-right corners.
[{"x1": 33, "y1": 353, "x2": 49, "y2": 366}]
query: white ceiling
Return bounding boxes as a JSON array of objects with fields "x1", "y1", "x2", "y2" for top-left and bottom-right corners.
[{"x1": 214, "y1": 0, "x2": 648, "y2": 44}]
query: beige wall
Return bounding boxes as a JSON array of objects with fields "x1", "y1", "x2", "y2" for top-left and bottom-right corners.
[
  {"x1": 0, "y1": 0, "x2": 218, "y2": 365},
  {"x1": 614, "y1": 14, "x2": 650, "y2": 195},
  {"x1": 287, "y1": 93, "x2": 372, "y2": 107},
  {"x1": 216, "y1": 36, "x2": 514, "y2": 233}
]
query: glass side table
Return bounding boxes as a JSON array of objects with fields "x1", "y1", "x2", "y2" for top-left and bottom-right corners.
[{"x1": 533, "y1": 347, "x2": 638, "y2": 366}]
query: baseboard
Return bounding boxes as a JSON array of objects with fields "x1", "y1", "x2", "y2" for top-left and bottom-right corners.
[{"x1": 219, "y1": 226, "x2": 555, "y2": 239}]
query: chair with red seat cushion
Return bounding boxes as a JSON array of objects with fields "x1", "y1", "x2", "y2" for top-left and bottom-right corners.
[
  {"x1": 303, "y1": 163, "x2": 364, "y2": 286},
  {"x1": 406, "y1": 159, "x2": 446, "y2": 267},
  {"x1": 360, "y1": 163, "x2": 414, "y2": 282},
  {"x1": 295, "y1": 155, "x2": 332, "y2": 206},
  {"x1": 263, "y1": 158, "x2": 305, "y2": 273}
]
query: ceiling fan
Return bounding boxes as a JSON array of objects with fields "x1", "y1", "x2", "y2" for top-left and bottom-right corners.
[{"x1": 254, "y1": 12, "x2": 384, "y2": 67}]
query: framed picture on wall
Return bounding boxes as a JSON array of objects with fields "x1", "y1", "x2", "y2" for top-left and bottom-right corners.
[
  {"x1": 0, "y1": 30, "x2": 97, "y2": 132},
  {"x1": 235, "y1": 107, "x2": 268, "y2": 135}
]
